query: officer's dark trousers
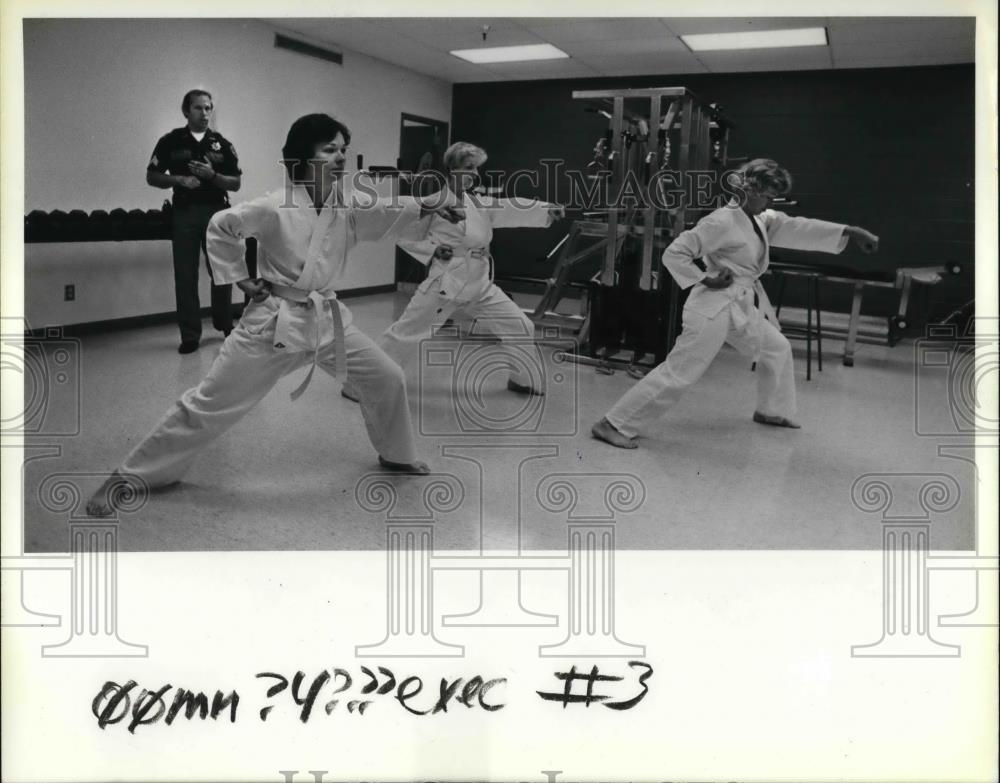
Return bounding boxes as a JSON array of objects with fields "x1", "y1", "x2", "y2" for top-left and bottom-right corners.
[{"x1": 171, "y1": 202, "x2": 233, "y2": 344}]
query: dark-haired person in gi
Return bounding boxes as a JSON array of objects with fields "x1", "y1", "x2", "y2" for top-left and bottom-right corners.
[
  {"x1": 147, "y1": 89, "x2": 242, "y2": 353},
  {"x1": 86, "y1": 113, "x2": 464, "y2": 516}
]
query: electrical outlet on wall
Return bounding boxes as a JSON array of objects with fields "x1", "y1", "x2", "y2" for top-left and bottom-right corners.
[{"x1": 64, "y1": 284, "x2": 75, "y2": 301}]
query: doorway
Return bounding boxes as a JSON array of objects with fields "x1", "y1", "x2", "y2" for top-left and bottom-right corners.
[{"x1": 396, "y1": 113, "x2": 449, "y2": 288}]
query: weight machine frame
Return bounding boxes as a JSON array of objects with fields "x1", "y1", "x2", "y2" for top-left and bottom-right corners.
[{"x1": 527, "y1": 87, "x2": 735, "y2": 372}]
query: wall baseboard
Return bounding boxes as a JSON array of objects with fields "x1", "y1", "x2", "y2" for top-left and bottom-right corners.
[
  {"x1": 337, "y1": 284, "x2": 397, "y2": 300},
  {"x1": 25, "y1": 284, "x2": 398, "y2": 337}
]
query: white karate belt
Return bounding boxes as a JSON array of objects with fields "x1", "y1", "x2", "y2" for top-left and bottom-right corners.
[
  {"x1": 446, "y1": 246, "x2": 491, "y2": 268},
  {"x1": 268, "y1": 282, "x2": 347, "y2": 401},
  {"x1": 455, "y1": 246, "x2": 489, "y2": 260},
  {"x1": 438, "y1": 246, "x2": 493, "y2": 301},
  {"x1": 724, "y1": 277, "x2": 779, "y2": 364}
]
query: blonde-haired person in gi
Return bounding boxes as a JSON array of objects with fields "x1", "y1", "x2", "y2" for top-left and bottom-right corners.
[
  {"x1": 341, "y1": 141, "x2": 565, "y2": 403},
  {"x1": 592, "y1": 158, "x2": 880, "y2": 449}
]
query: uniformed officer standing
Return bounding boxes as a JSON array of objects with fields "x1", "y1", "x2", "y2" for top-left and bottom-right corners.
[{"x1": 147, "y1": 89, "x2": 242, "y2": 353}]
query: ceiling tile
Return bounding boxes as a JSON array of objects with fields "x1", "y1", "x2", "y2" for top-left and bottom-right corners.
[
  {"x1": 698, "y1": 47, "x2": 833, "y2": 73},
  {"x1": 826, "y1": 17, "x2": 975, "y2": 44},
  {"x1": 272, "y1": 19, "x2": 392, "y2": 54},
  {"x1": 834, "y1": 38, "x2": 974, "y2": 62},
  {"x1": 274, "y1": 20, "x2": 492, "y2": 82},
  {"x1": 559, "y1": 36, "x2": 688, "y2": 58},
  {"x1": 265, "y1": 17, "x2": 980, "y2": 85},
  {"x1": 587, "y1": 60, "x2": 710, "y2": 77},
  {"x1": 478, "y1": 57, "x2": 603, "y2": 80},
  {"x1": 374, "y1": 18, "x2": 542, "y2": 51},
  {"x1": 574, "y1": 51, "x2": 706, "y2": 71},
  {"x1": 453, "y1": 71, "x2": 520, "y2": 83},
  {"x1": 833, "y1": 52, "x2": 976, "y2": 69},
  {"x1": 401, "y1": 58, "x2": 495, "y2": 82},
  {"x1": 515, "y1": 18, "x2": 673, "y2": 43}
]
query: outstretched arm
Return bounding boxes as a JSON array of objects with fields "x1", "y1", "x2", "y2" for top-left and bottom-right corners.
[
  {"x1": 843, "y1": 225, "x2": 880, "y2": 253},
  {"x1": 350, "y1": 196, "x2": 464, "y2": 244},
  {"x1": 765, "y1": 210, "x2": 879, "y2": 255},
  {"x1": 475, "y1": 195, "x2": 563, "y2": 229}
]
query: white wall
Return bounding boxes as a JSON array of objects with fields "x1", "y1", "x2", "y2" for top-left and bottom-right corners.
[{"x1": 23, "y1": 18, "x2": 452, "y2": 328}]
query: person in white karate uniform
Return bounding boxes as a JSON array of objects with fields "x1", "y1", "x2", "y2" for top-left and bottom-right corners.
[
  {"x1": 341, "y1": 141, "x2": 564, "y2": 402},
  {"x1": 592, "y1": 158, "x2": 880, "y2": 449},
  {"x1": 87, "y1": 114, "x2": 463, "y2": 515}
]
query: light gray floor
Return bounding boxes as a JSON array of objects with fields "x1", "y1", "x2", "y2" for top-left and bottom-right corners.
[{"x1": 20, "y1": 292, "x2": 975, "y2": 552}]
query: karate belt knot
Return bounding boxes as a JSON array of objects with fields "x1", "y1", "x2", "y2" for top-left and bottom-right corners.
[
  {"x1": 432, "y1": 247, "x2": 494, "y2": 302},
  {"x1": 268, "y1": 282, "x2": 347, "y2": 401},
  {"x1": 723, "y1": 278, "x2": 776, "y2": 364},
  {"x1": 451, "y1": 246, "x2": 494, "y2": 282}
]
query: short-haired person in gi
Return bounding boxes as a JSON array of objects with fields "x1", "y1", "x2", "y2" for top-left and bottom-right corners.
[
  {"x1": 341, "y1": 141, "x2": 565, "y2": 403},
  {"x1": 87, "y1": 114, "x2": 464, "y2": 516},
  {"x1": 147, "y1": 89, "x2": 242, "y2": 354},
  {"x1": 592, "y1": 158, "x2": 881, "y2": 449}
]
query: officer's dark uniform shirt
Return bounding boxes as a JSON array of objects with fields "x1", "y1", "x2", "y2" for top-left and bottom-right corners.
[{"x1": 147, "y1": 127, "x2": 241, "y2": 208}]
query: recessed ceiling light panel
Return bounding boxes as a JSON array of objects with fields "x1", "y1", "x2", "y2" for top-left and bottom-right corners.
[
  {"x1": 450, "y1": 43, "x2": 570, "y2": 64},
  {"x1": 682, "y1": 27, "x2": 828, "y2": 52}
]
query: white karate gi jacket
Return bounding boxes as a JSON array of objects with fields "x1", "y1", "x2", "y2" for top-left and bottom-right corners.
[
  {"x1": 398, "y1": 190, "x2": 554, "y2": 302},
  {"x1": 602, "y1": 204, "x2": 850, "y2": 436},
  {"x1": 664, "y1": 202, "x2": 849, "y2": 326},
  {"x1": 208, "y1": 184, "x2": 422, "y2": 353}
]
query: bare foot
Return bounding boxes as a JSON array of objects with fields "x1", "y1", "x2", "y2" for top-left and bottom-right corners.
[
  {"x1": 753, "y1": 411, "x2": 802, "y2": 429},
  {"x1": 378, "y1": 455, "x2": 431, "y2": 475},
  {"x1": 341, "y1": 383, "x2": 361, "y2": 403},
  {"x1": 507, "y1": 379, "x2": 545, "y2": 396},
  {"x1": 86, "y1": 471, "x2": 123, "y2": 517},
  {"x1": 591, "y1": 418, "x2": 638, "y2": 449}
]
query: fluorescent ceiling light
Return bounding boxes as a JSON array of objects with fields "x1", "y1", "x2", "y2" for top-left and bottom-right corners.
[
  {"x1": 682, "y1": 27, "x2": 828, "y2": 51},
  {"x1": 450, "y1": 43, "x2": 569, "y2": 64}
]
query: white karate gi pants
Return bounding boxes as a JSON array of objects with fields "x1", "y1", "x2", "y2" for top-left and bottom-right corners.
[
  {"x1": 380, "y1": 281, "x2": 535, "y2": 386},
  {"x1": 120, "y1": 317, "x2": 417, "y2": 487},
  {"x1": 605, "y1": 304, "x2": 796, "y2": 439}
]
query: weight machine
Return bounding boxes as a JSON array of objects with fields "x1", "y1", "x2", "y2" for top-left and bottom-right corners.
[{"x1": 526, "y1": 87, "x2": 736, "y2": 375}]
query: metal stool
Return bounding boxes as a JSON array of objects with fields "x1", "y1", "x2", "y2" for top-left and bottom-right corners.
[{"x1": 772, "y1": 269, "x2": 823, "y2": 381}]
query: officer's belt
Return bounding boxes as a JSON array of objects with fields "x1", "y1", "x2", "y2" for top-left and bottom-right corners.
[{"x1": 267, "y1": 282, "x2": 347, "y2": 401}]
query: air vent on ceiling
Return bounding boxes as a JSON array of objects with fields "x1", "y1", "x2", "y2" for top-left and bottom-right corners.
[{"x1": 274, "y1": 33, "x2": 343, "y2": 66}]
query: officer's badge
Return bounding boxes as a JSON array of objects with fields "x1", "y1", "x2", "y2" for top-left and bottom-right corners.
[{"x1": 211, "y1": 141, "x2": 221, "y2": 151}]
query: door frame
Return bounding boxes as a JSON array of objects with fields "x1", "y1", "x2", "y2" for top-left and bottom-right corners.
[{"x1": 395, "y1": 113, "x2": 450, "y2": 288}]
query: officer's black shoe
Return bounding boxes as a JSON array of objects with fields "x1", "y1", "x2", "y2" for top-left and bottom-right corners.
[
  {"x1": 223, "y1": 329, "x2": 232, "y2": 337},
  {"x1": 178, "y1": 341, "x2": 199, "y2": 354}
]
